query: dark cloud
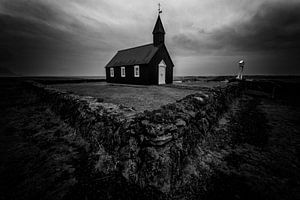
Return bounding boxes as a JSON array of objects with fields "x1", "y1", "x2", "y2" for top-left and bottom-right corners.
[
  {"x1": 1, "y1": 0, "x2": 63, "y2": 24},
  {"x1": 0, "y1": 0, "x2": 111, "y2": 76},
  {"x1": 171, "y1": 33, "x2": 223, "y2": 55},
  {"x1": 173, "y1": 1, "x2": 300, "y2": 55},
  {"x1": 0, "y1": 13, "x2": 75, "y2": 75},
  {"x1": 216, "y1": 1, "x2": 300, "y2": 54}
]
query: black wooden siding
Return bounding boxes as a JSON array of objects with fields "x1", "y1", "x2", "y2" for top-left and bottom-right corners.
[
  {"x1": 106, "y1": 45, "x2": 173, "y2": 85},
  {"x1": 106, "y1": 64, "x2": 152, "y2": 85}
]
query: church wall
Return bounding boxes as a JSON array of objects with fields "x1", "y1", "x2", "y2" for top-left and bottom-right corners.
[
  {"x1": 105, "y1": 65, "x2": 152, "y2": 85},
  {"x1": 106, "y1": 45, "x2": 174, "y2": 85}
]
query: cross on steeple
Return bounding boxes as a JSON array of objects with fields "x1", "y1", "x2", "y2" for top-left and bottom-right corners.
[{"x1": 158, "y1": 3, "x2": 162, "y2": 15}]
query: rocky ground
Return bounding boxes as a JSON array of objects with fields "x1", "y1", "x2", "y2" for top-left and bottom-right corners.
[{"x1": 0, "y1": 78, "x2": 299, "y2": 200}]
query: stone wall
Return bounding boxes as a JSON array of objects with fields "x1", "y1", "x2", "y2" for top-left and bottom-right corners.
[{"x1": 27, "y1": 81, "x2": 243, "y2": 194}]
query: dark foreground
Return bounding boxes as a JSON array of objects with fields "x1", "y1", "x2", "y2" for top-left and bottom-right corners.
[{"x1": 0, "y1": 77, "x2": 300, "y2": 200}]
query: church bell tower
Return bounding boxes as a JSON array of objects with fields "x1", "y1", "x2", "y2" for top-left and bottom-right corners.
[{"x1": 152, "y1": 4, "x2": 165, "y2": 46}]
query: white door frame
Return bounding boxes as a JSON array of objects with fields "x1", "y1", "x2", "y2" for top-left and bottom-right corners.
[{"x1": 158, "y1": 60, "x2": 166, "y2": 85}]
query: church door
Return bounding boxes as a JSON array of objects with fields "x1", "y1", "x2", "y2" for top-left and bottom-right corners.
[{"x1": 158, "y1": 60, "x2": 166, "y2": 84}]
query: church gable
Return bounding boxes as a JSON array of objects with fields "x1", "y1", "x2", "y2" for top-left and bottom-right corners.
[{"x1": 149, "y1": 44, "x2": 174, "y2": 68}]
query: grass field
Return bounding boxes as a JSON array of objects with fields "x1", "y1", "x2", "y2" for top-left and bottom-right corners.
[
  {"x1": 51, "y1": 76, "x2": 300, "y2": 113},
  {"x1": 51, "y1": 82, "x2": 200, "y2": 112}
]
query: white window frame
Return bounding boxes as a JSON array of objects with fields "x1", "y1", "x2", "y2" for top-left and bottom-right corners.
[
  {"x1": 134, "y1": 65, "x2": 140, "y2": 77},
  {"x1": 110, "y1": 67, "x2": 114, "y2": 77},
  {"x1": 121, "y1": 66, "x2": 126, "y2": 77}
]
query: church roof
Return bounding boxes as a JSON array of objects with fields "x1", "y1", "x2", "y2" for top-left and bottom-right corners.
[
  {"x1": 152, "y1": 15, "x2": 165, "y2": 34},
  {"x1": 105, "y1": 44, "x2": 159, "y2": 68}
]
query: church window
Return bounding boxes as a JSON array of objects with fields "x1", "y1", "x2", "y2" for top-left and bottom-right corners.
[
  {"x1": 134, "y1": 65, "x2": 140, "y2": 77},
  {"x1": 110, "y1": 68, "x2": 114, "y2": 77},
  {"x1": 121, "y1": 66, "x2": 126, "y2": 77}
]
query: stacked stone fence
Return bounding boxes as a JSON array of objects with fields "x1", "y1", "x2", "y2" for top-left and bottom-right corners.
[{"x1": 25, "y1": 81, "x2": 243, "y2": 194}]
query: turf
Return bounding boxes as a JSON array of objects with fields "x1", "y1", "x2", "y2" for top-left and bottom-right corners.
[{"x1": 51, "y1": 82, "x2": 199, "y2": 112}]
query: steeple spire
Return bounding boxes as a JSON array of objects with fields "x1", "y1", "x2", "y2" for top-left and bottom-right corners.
[
  {"x1": 152, "y1": 15, "x2": 165, "y2": 34},
  {"x1": 153, "y1": 4, "x2": 165, "y2": 46}
]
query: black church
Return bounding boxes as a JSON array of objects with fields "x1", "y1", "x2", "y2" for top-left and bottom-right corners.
[{"x1": 105, "y1": 12, "x2": 174, "y2": 85}]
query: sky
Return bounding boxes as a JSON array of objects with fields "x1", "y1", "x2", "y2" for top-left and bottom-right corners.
[{"x1": 0, "y1": 0, "x2": 300, "y2": 76}]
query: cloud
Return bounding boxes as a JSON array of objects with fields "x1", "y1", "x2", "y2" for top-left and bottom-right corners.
[
  {"x1": 0, "y1": 0, "x2": 62, "y2": 23},
  {"x1": 0, "y1": 0, "x2": 114, "y2": 75},
  {"x1": 1, "y1": 0, "x2": 300, "y2": 76},
  {"x1": 171, "y1": 32, "x2": 223, "y2": 56},
  {"x1": 172, "y1": 1, "x2": 300, "y2": 55}
]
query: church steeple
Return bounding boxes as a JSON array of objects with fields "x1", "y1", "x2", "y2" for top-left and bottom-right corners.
[{"x1": 152, "y1": 5, "x2": 165, "y2": 46}]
